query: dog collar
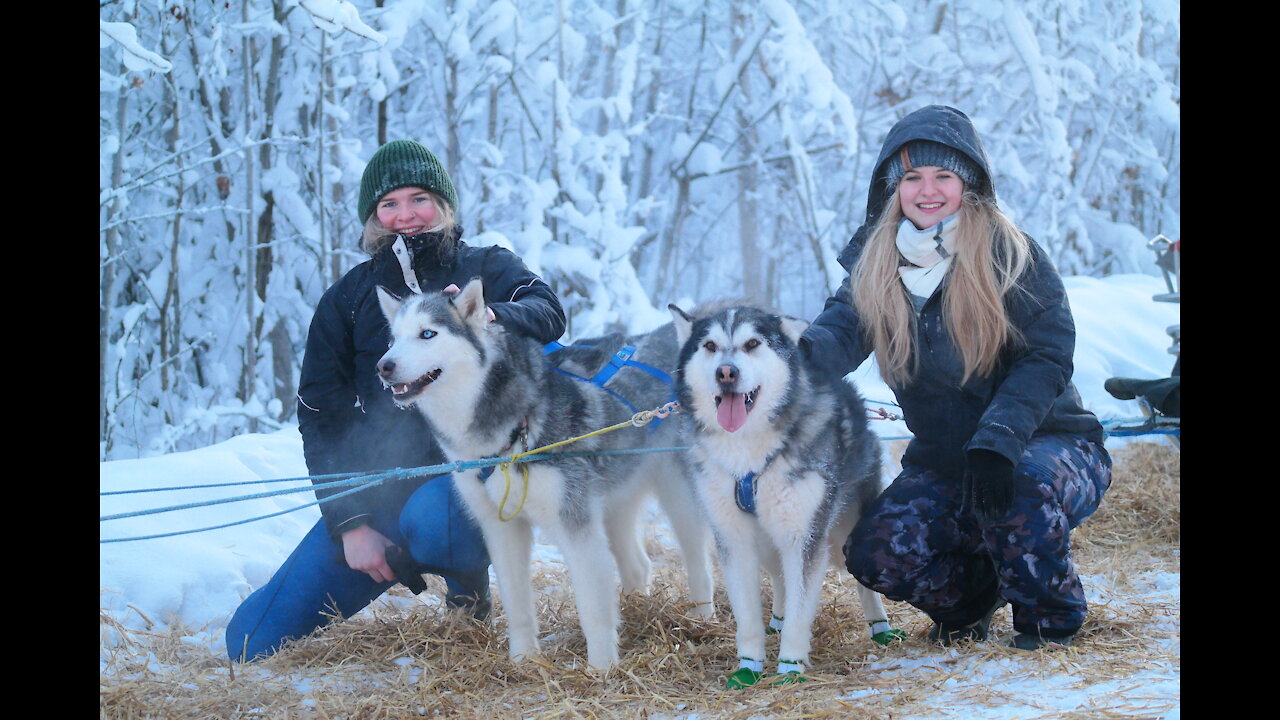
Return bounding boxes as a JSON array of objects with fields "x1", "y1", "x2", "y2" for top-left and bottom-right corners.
[{"x1": 478, "y1": 420, "x2": 529, "y2": 482}]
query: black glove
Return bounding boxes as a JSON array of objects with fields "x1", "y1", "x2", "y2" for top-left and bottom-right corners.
[
  {"x1": 963, "y1": 449, "x2": 1015, "y2": 525},
  {"x1": 384, "y1": 544, "x2": 428, "y2": 594}
]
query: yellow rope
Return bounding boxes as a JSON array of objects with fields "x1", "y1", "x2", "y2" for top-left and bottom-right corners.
[
  {"x1": 495, "y1": 462, "x2": 530, "y2": 522},
  {"x1": 495, "y1": 402, "x2": 679, "y2": 521}
]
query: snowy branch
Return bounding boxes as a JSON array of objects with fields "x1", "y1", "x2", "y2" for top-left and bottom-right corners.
[
  {"x1": 100, "y1": 20, "x2": 173, "y2": 73},
  {"x1": 297, "y1": 0, "x2": 387, "y2": 45}
]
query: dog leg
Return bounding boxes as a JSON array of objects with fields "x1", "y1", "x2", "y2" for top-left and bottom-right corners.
[
  {"x1": 762, "y1": 471, "x2": 830, "y2": 672},
  {"x1": 759, "y1": 539, "x2": 786, "y2": 634},
  {"x1": 604, "y1": 485, "x2": 652, "y2": 595},
  {"x1": 557, "y1": 521, "x2": 623, "y2": 670},
  {"x1": 714, "y1": 521, "x2": 767, "y2": 675},
  {"x1": 853, "y1": 580, "x2": 898, "y2": 642},
  {"x1": 481, "y1": 514, "x2": 541, "y2": 662},
  {"x1": 453, "y1": 476, "x2": 542, "y2": 661},
  {"x1": 833, "y1": 520, "x2": 902, "y2": 645},
  {"x1": 772, "y1": 535, "x2": 827, "y2": 672},
  {"x1": 832, "y1": 503, "x2": 902, "y2": 645},
  {"x1": 653, "y1": 472, "x2": 715, "y2": 618}
]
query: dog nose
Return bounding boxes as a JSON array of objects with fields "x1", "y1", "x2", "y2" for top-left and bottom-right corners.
[
  {"x1": 716, "y1": 364, "x2": 738, "y2": 385},
  {"x1": 378, "y1": 358, "x2": 396, "y2": 377}
]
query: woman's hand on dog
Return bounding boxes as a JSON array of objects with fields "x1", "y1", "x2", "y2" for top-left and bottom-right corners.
[
  {"x1": 342, "y1": 525, "x2": 397, "y2": 583},
  {"x1": 442, "y1": 284, "x2": 497, "y2": 322}
]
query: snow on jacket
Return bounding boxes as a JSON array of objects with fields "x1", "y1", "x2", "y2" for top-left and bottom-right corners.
[
  {"x1": 800, "y1": 105, "x2": 1103, "y2": 477},
  {"x1": 298, "y1": 227, "x2": 566, "y2": 540}
]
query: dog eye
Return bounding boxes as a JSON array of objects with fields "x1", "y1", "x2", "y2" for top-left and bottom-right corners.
[
  {"x1": 702, "y1": 340, "x2": 717, "y2": 352},
  {"x1": 420, "y1": 330, "x2": 437, "y2": 340},
  {"x1": 743, "y1": 338, "x2": 761, "y2": 351}
]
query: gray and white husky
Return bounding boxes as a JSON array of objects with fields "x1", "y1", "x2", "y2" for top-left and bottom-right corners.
[
  {"x1": 669, "y1": 304, "x2": 898, "y2": 685},
  {"x1": 375, "y1": 279, "x2": 713, "y2": 670}
]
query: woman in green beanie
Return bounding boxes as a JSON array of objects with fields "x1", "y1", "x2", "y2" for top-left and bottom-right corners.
[{"x1": 226, "y1": 140, "x2": 566, "y2": 662}]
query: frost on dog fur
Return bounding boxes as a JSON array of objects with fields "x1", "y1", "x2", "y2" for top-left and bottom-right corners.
[
  {"x1": 374, "y1": 280, "x2": 713, "y2": 671},
  {"x1": 669, "y1": 302, "x2": 898, "y2": 686}
]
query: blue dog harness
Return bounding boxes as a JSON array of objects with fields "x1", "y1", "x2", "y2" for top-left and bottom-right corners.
[
  {"x1": 542, "y1": 341, "x2": 676, "y2": 431},
  {"x1": 733, "y1": 453, "x2": 779, "y2": 516},
  {"x1": 735, "y1": 472, "x2": 759, "y2": 515},
  {"x1": 474, "y1": 341, "x2": 674, "y2": 483}
]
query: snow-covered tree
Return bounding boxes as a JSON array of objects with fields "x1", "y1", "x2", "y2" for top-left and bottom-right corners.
[{"x1": 100, "y1": 0, "x2": 1179, "y2": 458}]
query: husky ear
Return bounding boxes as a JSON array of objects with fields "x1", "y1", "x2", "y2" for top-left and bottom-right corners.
[
  {"x1": 669, "y1": 304, "x2": 695, "y2": 344},
  {"x1": 376, "y1": 286, "x2": 404, "y2": 324},
  {"x1": 779, "y1": 315, "x2": 810, "y2": 345},
  {"x1": 453, "y1": 277, "x2": 487, "y2": 325}
]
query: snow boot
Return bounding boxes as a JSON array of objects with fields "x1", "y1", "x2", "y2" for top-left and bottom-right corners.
[
  {"x1": 444, "y1": 569, "x2": 493, "y2": 621},
  {"x1": 928, "y1": 598, "x2": 1006, "y2": 646},
  {"x1": 1009, "y1": 631, "x2": 1075, "y2": 650},
  {"x1": 446, "y1": 585, "x2": 492, "y2": 620}
]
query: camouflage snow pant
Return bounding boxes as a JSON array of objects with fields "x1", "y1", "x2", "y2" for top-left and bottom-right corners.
[{"x1": 844, "y1": 434, "x2": 1111, "y2": 637}]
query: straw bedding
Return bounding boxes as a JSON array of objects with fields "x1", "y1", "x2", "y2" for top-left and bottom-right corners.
[{"x1": 100, "y1": 440, "x2": 1179, "y2": 719}]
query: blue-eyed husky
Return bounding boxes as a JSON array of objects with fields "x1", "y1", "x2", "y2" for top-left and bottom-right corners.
[
  {"x1": 669, "y1": 304, "x2": 899, "y2": 687},
  {"x1": 375, "y1": 279, "x2": 713, "y2": 670}
]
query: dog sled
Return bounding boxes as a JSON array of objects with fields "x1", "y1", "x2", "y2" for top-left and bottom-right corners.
[{"x1": 1103, "y1": 234, "x2": 1180, "y2": 446}]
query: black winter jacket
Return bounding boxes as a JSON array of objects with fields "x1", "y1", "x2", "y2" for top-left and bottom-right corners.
[
  {"x1": 800, "y1": 106, "x2": 1103, "y2": 477},
  {"x1": 298, "y1": 228, "x2": 566, "y2": 539}
]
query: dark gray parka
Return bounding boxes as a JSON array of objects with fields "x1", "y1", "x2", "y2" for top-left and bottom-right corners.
[
  {"x1": 298, "y1": 228, "x2": 566, "y2": 539},
  {"x1": 800, "y1": 106, "x2": 1103, "y2": 477}
]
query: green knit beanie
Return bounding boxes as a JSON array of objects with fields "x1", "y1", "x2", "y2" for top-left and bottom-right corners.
[{"x1": 357, "y1": 140, "x2": 458, "y2": 224}]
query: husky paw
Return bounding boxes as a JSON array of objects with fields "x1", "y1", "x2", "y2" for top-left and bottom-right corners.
[
  {"x1": 688, "y1": 602, "x2": 715, "y2": 620},
  {"x1": 872, "y1": 628, "x2": 907, "y2": 646}
]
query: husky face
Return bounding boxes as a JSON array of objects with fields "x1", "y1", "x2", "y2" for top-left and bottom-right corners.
[
  {"x1": 376, "y1": 279, "x2": 491, "y2": 408},
  {"x1": 670, "y1": 305, "x2": 808, "y2": 435}
]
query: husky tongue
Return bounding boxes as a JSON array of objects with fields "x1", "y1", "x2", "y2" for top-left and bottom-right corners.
[{"x1": 717, "y1": 392, "x2": 748, "y2": 432}]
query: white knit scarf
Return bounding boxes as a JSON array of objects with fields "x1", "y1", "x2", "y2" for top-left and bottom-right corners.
[{"x1": 896, "y1": 215, "x2": 959, "y2": 300}]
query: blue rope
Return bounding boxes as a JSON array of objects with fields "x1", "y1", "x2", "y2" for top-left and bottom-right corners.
[
  {"x1": 99, "y1": 448, "x2": 692, "y2": 503},
  {"x1": 866, "y1": 398, "x2": 902, "y2": 408},
  {"x1": 99, "y1": 480, "x2": 416, "y2": 544},
  {"x1": 1103, "y1": 428, "x2": 1180, "y2": 437},
  {"x1": 99, "y1": 469, "x2": 381, "y2": 495},
  {"x1": 102, "y1": 406, "x2": 1180, "y2": 543},
  {"x1": 99, "y1": 447, "x2": 691, "y2": 543},
  {"x1": 99, "y1": 466, "x2": 453, "y2": 522}
]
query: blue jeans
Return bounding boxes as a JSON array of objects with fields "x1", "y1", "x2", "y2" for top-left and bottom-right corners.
[
  {"x1": 226, "y1": 475, "x2": 490, "y2": 661},
  {"x1": 844, "y1": 434, "x2": 1111, "y2": 637}
]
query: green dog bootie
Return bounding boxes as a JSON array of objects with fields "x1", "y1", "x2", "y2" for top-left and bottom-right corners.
[
  {"x1": 869, "y1": 619, "x2": 906, "y2": 646},
  {"x1": 725, "y1": 657, "x2": 764, "y2": 689},
  {"x1": 872, "y1": 628, "x2": 906, "y2": 645}
]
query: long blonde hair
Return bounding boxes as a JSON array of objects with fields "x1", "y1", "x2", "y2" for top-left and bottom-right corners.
[
  {"x1": 360, "y1": 191, "x2": 457, "y2": 255},
  {"x1": 850, "y1": 188, "x2": 1031, "y2": 386}
]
